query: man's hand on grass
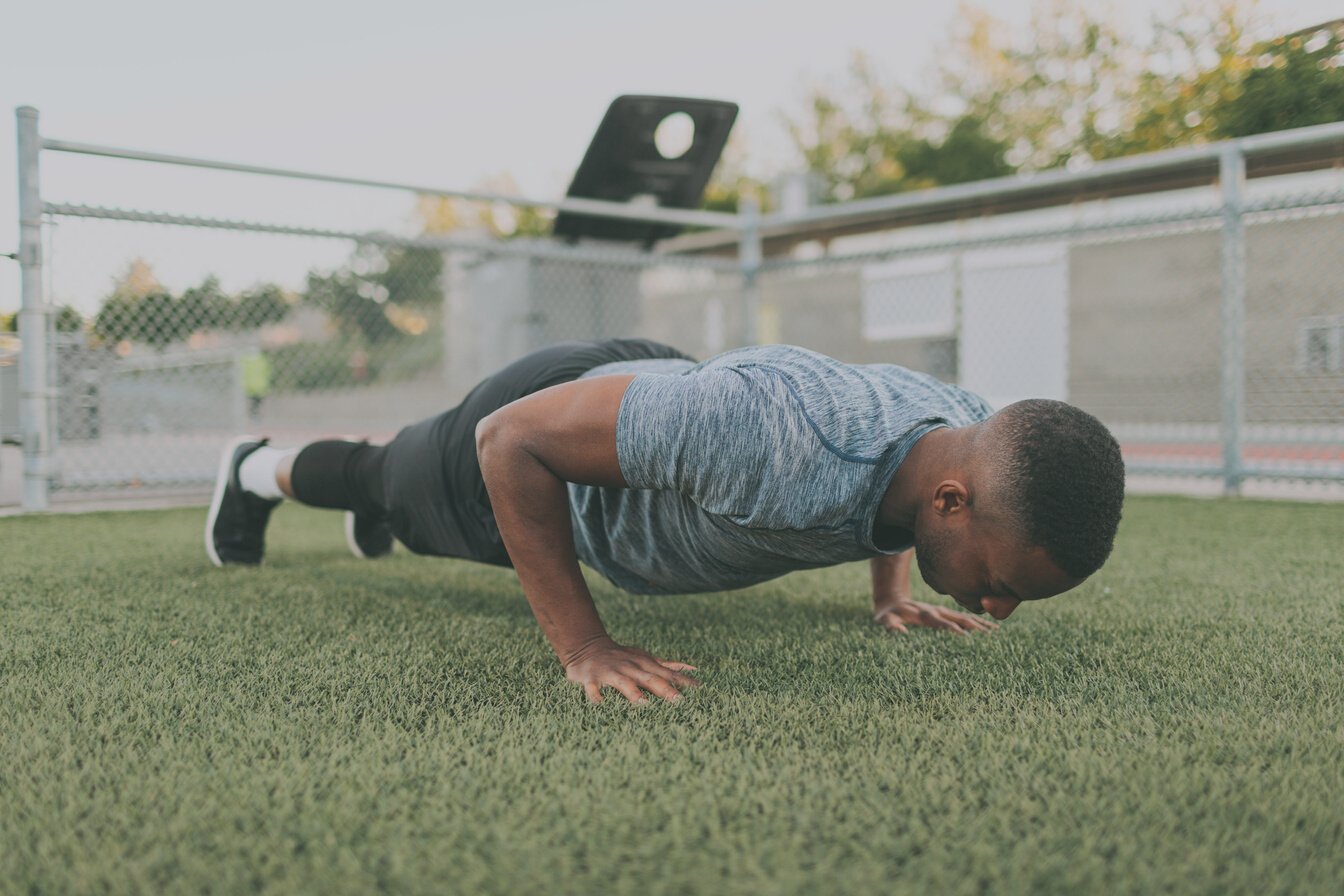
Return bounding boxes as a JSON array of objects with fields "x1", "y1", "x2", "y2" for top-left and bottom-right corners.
[
  {"x1": 564, "y1": 638, "x2": 700, "y2": 705},
  {"x1": 873, "y1": 600, "x2": 999, "y2": 636}
]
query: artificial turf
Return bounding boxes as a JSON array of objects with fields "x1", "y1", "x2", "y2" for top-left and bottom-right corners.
[{"x1": 2, "y1": 495, "x2": 1342, "y2": 895}]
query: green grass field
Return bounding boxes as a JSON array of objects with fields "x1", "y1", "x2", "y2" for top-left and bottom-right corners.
[{"x1": 2, "y1": 496, "x2": 1342, "y2": 895}]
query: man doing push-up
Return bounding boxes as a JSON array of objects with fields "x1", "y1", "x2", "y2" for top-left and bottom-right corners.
[{"x1": 206, "y1": 338, "x2": 1125, "y2": 705}]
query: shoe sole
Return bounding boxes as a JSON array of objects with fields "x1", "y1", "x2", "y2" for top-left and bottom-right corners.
[
  {"x1": 337, "y1": 433, "x2": 390, "y2": 561},
  {"x1": 344, "y1": 511, "x2": 393, "y2": 560},
  {"x1": 205, "y1": 434, "x2": 262, "y2": 568},
  {"x1": 344, "y1": 511, "x2": 368, "y2": 559}
]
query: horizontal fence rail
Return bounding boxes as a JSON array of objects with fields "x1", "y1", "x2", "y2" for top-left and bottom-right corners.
[{"x1": 40, "y1": 137, "x2": 745, "y2": 231}]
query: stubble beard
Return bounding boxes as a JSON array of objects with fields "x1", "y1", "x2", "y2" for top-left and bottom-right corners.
[{"x1": 913, "y1": 524, "x2": 952, "y2": 594}]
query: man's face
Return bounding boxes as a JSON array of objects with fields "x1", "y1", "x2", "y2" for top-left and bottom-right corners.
[{"x1": 913, "y1": 516, "x2": 1082, "y2": 620}]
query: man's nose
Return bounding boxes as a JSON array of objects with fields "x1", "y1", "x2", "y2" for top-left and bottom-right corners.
[{"x1": 980, "y1": 596, "x2": 1020, "y2": 620}]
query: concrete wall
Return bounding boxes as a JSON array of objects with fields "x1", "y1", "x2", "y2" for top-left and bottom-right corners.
[
  {"x1": 1067, "y1": 230, "x2": 1222, "y2": 423},
  {"x1": 1069, "y1": 216, "x2": 1344, "y2": 424},
  {"x1": 1243, "y1": 214, "x2": 1344, "y2": 424}
]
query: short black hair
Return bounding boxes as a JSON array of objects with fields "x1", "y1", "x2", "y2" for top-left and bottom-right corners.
[{"x1": 991, "y1": 400, "x2": 1125, "y2": 579}]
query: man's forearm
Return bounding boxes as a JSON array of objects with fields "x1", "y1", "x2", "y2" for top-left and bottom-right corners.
[
  {"x1": 870, "y1": 550, "x2": 915, "y2": 614},
  {"x1": 477, "y1": 425, "x2": 611, "y2": 666},
  {"x1": 470, "y1": 375, "x2": 696, "y2": 705}
]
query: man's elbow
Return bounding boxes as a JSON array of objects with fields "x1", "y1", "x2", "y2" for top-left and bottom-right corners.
[{"x1": 475, "y1": 410, "x2": 513, "y2": 473}]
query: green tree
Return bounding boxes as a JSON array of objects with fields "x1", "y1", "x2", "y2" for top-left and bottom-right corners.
[
  {"x1": 785, "y1": 53, "x2": 926, "y2": 201},
  {"x1": 53, "y1": 305, "x2": 84, "y2": 333},
  {"x1": 1112, "y1": 1, "x2": 1258, "y2": 155},
  {"x1": 783, "y1": 0, "x2": 1299, "y2": 196},
  {"x1": 235, "y1": 283, "x2": 291, "y2": 329},
  {"x1": 179, "y1": 275, "x2": 232, "y2": 332},
  {"x1": 136, "y1": 291, "x2": 189, "y2": 349},
  {"x1": 93, "y1": 259, "x2": 179, "y2": 348},
  {"x1": 700, "y1": 136, "x2": 770, "y2": 213},
  {"x1": 376, "y1": 247, "x2": 443, "y2": 307},
  {"x1": 303, "y1": 268, "x2": 400, "y2": 345},
  {"x1": 935, "y1": 0, "x2": 1150, "y2": 170},
  {"x1": 92, "y1": 290, "x2": 187, "y2": 349},
  {"x1": 416, "y1": 175, "x2": 553, "y2": 242},
  {"x1": 93, "y1": 294, "x2": 137, "y2": 345},
  {"x1": 177, "y1": 276, "x2": 232, "y2": 333},
  {"x1": 785, "y1": 53, "x2": 1017, "y2": 202},
  {"x1": 895, "y1": 116, "x2": 1014, "y2": 189},
  {"x1": 2, "y1": 306, "x2": 82, "y2": 333},
  {"x1": 1214, "y1": 22, "x2": 1344, "y2": 137}
]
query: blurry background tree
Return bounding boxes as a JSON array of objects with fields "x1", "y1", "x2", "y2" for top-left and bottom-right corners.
[
  {"x1": 83, "y1": 244, "x2": 441, "y2": 388},
  {"x1": 1115, "y1": 1, "x2": 1257, "y2": 154},
  {"x1": 93, "y1": 260, "x2": 292, "y2": 350},
  {"x1": 234, "y1": 283, "x2": 291, "y2": 330},
  {"x1": 177, "y1": 275, "x2": 231, "y2": 332},
  {"x1": 302, "y1": 265, "x2": 399, "y2": 345},
  {"x1": 53, "y1": 306, "x2": 84, "y2": 333},
  {"x1": 785, "y1": 54, "x2": 934, "y2": 201},
  {"x1": 3, "y1": 306, "x2": 82, "y2": 333},
  {"x1": 1214, "y1": 20, "x2": 1344, "y2": 137},
  {"x1": 302, "y1": 243, "x2": 441, "y2": 345},
  {"x1": 415, "y1": 173, "x2": 553, "y2": 242},
  {"x1": 93, "y1": 258, "x2": 174, "y2": 348},
  {"x1": 937, "y1": 0, "x2": 1145, "y2": 171},
  {"x1": 785, "y1": 1, "x2": 1343, "y2": 203},
  {"x1": 701, "y1": 137, "x2": 770, "y2": 212}
]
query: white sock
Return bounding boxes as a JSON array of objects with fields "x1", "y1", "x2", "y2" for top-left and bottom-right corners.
[{"x1": 238, "y1": 445, "x2": 295, "y2": 500}]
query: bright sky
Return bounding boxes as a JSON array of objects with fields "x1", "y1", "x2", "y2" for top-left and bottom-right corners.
[{"x1": 1, "y1": 0, "x2": 1337, "y2": 315}]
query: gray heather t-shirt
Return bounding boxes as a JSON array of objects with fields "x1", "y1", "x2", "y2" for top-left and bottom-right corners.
[{"x1": 568, "y1": 344, "x2": 994, "y2": 595}]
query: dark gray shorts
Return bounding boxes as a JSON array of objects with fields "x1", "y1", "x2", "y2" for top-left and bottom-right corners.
[{"x1": 381, "y1": 338, "x2": 694, "y2": 565}]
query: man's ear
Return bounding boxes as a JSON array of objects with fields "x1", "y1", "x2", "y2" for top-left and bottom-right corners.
[{"x1": 932, "y1": 480, "x2": 970, "y2": 516}]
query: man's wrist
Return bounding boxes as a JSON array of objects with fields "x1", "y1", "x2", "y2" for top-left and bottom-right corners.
[
  {"x1": 559, "y1": 632, "x2": 618, "y2": 669},
  {"x1": 872, "y1": 597, "x2": 914, "y2": 620}
]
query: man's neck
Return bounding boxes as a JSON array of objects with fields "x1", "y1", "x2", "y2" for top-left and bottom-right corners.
[{"x1": 877, "y1": 426, "x2": 964, "y2": 529}]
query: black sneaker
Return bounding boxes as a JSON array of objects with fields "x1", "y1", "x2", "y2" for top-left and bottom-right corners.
[
  {"x1": 345, "y1": 511, "x2": 394, "y2": 559},
  {"x1": 205, "y1": 436, "x2": 282, "y2": 566}
]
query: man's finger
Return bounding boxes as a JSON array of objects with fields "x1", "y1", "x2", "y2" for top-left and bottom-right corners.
[
  {"x1": 610, "y1": 675, "x2": 650, "y2": 705},
  {"x1": 645, "y1": 660, "x2": 700, "y2": 690},
  {"x1": 634, "y1": 669, "x2": 685, "y2": 703},
  {"x1": 881, "y1": 616, "x2": 909, "y2": 634},
  {"x1": 670, "y1": 672, "x2": 702, "y2": 690},
  {"x1": 657, "y1": 660, "x2": 699, "y2": 672},
  {"x1": 955, "y1": 614, "x2": 996, "y2": 633},
  {"x1": 584, "y1": 681, "x2": 603, "y2": 705},
  {"x1": 957, "y1": 612, "x2": 997, "y2": 632}
]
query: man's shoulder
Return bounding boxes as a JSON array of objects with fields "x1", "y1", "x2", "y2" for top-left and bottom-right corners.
[
  {"x1": 702, "y1": 343, "x2": 839, "y2": 371},
  {"x1": 580, "y1": 356, "x2": 697, "y2": 379},
  {"x1": 713, "y1": 345, "x2": 993, "y2": 426},
  {"x1": 597, "y1": 343, "x2": 991, "y2": 425}
]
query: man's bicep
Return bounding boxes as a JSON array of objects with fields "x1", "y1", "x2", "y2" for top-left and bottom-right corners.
[{"x1": 476, "y1": 374, "x2": 635, "y2": 487}]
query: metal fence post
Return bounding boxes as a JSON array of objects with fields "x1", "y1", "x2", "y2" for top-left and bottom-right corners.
[
  {"x1": 16, "y1": 106, "x2": 51, "y2": 511},
  {"x1": 739, "y1": 196, "x2": 762, "y2": 346},
  {"x1": 1218, "y1": 144, "x2": 1246, "y2": 497}
]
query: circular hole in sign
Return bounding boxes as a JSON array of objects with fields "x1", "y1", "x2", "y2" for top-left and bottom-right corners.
[{"x1": 654, "y1": 112, "x2": 696, "y2": 159}]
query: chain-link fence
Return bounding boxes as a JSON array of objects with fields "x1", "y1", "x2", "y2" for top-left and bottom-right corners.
[
  {"x1": 14, "y1": 218, "x2": 744, "y2": 499},
  {"x1": 7, "y1": 107, "x2": 1344, "y2": 509}
]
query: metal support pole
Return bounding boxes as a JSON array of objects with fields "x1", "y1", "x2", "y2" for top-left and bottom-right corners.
[
  {"x1": 1218, "y1": 144, "x2": 1246, "y2": 497},
  {"x1": 16, "y1": 106, "x2": 51, "y2": 511},
  {"x1": 739, "y1": 196, "x2": 763, "y2": 346}
]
